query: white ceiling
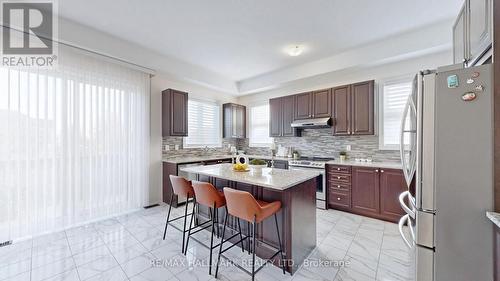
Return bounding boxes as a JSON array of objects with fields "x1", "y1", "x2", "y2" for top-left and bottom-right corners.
[{"x1": 58, "y1": 0, "x2": 462, "y2": 94}]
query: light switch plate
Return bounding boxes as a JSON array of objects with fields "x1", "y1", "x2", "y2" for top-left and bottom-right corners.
[{"x1": 346, "y1": 145, "x2": 351, "y2": 151}]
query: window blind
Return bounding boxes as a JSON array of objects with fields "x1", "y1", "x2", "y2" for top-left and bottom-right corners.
[
  {"x1": 380, "y1": 80, "x2": 412, "y2": 150},
  {"x1": 249, "y1": 103, "x2": 273, "y2": 147},
  {"x1": 184, "y1": 99, "x2": 221, "y2": 147}
]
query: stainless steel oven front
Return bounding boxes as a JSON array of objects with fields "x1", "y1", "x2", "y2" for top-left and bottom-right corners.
[{"x1": 288, "y1": 166, "x2": 326, "y2": 209}]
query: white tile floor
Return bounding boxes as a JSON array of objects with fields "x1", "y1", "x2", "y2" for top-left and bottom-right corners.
[{"x1": 0, "y1": 204, "x2": 413, "y2": 281}]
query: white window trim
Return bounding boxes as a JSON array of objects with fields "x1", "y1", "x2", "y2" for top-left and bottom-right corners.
[
  {"x1": 183, "y1": 98, "x2": 222, "y2": 148},
  {"x1": 248, "y1": 101, "x2": 273, "y2": 147},
  {"x1": 378, "y1": 75, "x2": 414, "y2": 151}
]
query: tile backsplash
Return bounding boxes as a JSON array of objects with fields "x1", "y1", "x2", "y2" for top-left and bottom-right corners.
[
  {"x1": 162, "y1": 137, "x2": 236, "y2": 158},
  {"x1": 163, "y1": 128, "x2": 400, "y2": 162},
  {"x1": 238, "y1": 128, "x2": 400, "y2": 162}
]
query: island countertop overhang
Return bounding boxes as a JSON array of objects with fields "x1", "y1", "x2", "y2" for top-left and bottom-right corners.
[{"x1": 179, "y1": 163, "x2": 320, "y2": 190}]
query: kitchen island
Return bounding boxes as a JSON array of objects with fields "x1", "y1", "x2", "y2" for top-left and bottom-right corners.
[{"x1": 179, "y1": 163, "x2": 320, "y2": 274}]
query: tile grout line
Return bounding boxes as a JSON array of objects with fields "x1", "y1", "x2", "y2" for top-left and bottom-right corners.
[{"x1": 65, "y1": 229, "x2": 82, "y2": 281}]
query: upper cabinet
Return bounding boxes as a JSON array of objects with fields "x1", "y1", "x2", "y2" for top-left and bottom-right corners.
[
  {"x1": 351, "y1": 81, "x2": 374, "y2": 135},
  {"x1": 332, "y1": 80, "x2": 374, "y2": 136},
  {"x1": 294, "y1": 90, "x2": 331, "y2": 120},
  {"x1": 223, "y1": 103, "x2": 246, "y2": 138},
  {"x1": 162, "y1": 89, "x2": 188, "y2": 137},
  {"x1": 294, "y1": 92, "x2": 312, "y2": 119},
  {"x1": 453, "y1": 0, "x2": 492, "y2": 66},
  {"x1": 269, "y1": 96, "x2": 300, "y2": 137}
]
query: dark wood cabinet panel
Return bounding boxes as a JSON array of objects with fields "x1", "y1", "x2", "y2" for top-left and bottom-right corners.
[
  {"x1": 269, "y1": 96, "x2": 299, "y2": 137},
  {"x1": 282, "y1": 95, "x2": 297, "y2": 136},
  {"x1": 351, "y1": 80, "x2": 374, "y2": 135},
  {"x1": 294, "y1": 92, "x2": 312, "y2": 119},
  {"x1": 312, "y1": 89, "x2": 331, "y2": 118},
  {"x1": 331, "y1": 85, "x2": 351, "y2": 135},
  {"x1": 328, "y1": 190, "x2": 351, "y2": 209},
  {"x1": 352, "y1": 166, "x2": 380, "y2": 215},
  {"x1": 495, "y1": 226, "x2": 500, "y2": 281},
  {"x1": 162, "y1": 89, "x2": 188, "y2": 137},
  {"x1": 269, "y1": 97, "x2": 283, "y2": 137},
  {"x1": 223, "y1": 103, "x2": 246, "y2": 138},
  {"x1": 379, "y1": 168, "x2": 406, "y2": 221}
]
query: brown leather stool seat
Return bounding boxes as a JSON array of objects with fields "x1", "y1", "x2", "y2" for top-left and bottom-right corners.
[
  {"x1": 162, "y1": 175, "x2": 196, "y2": 254},
  {"x1": 215, "y1": 188, "x2": 287, "y2": 281}
]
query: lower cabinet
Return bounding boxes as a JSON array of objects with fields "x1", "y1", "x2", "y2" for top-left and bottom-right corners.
[
  {"x1": 327, "y1": 164, "x2": 406, "y2": 223},
  {"x1": 351, "y1": 167, "x2": 380, "y2": 215}
]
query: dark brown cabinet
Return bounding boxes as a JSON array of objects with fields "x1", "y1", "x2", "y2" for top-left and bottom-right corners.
[
  {"x1": 331, "y1": 80, "x2": 374, "y2": 136},
  {"x1": 351, "y1": 81, "x2": 374, "y2": 135},
  {"x1": 223, "y1": 103, "x2": 246, "y2": 138},
  {"x1": 352, "y1": 167, "x2": 380, "y2": 215},
  {"x1": 294, "y1": 90, "x2": 331, "y2": 120},
  {"x1": 327, "y1": 164, "x2": 406, "y2": 223},
  {"x1": 269, "y1": 96, "x2": 300, "y2": 137},
  {"x1": 331, "y1": 85, "x2": 351, "y2": 135},
  {"x1": 162, "y1": 89, "x2": 188, "y2": 136},
  {"x1": 379, "y1": 168, "x2": 407, "y2": 222}
]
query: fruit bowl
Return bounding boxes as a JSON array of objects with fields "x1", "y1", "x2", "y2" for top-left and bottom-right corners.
[{"x1": 232, "y1": 163, "x2": 249, "y2": 172}]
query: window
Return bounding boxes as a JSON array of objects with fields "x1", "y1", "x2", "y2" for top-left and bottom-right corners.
[
  {"x1": 0, "y1": 44, "x2": 150, "y2": 241},
  {"x1": 184, "y1": 99, "x2": 221, "y2": 148},
  {"x1": 249, "y1": 103, "x2": 273, "y2": 147},
  {"x1": 379, "y1": 78, "x2": 413, "y2": 150}
]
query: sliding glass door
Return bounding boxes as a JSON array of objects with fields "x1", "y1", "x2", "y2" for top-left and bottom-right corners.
[{"x1": 0, "y1": 46, "x2": 150, "y2": 241}]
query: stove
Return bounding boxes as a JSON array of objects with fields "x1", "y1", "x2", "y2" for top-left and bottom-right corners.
[
  {"x1": 287, "y1": 157, "x2": 335, "y2": 210},
  {"x1": 288, "y1": 157, "x2": 335, "y2": 169}
]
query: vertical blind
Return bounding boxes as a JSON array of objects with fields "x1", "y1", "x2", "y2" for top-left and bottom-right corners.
[
  {"x1": 0, "y1": 45, "x2": 150, "y2": 241},
  {"x1": 249, "y1": 103, "x2": 272, "y2": 147},
  {"x1": 184, "y1": 99, "x2": 221, "y2": 148},
  {"x1": 380, "y1": 79, "x2": 412, "y2": 149}
]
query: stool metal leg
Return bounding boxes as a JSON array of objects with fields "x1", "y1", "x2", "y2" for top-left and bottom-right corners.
[
  {"x1": 247, "y1": 221, "x2": 251, "y2": 254},
  {"x1": 184, "y1": 199, "x2": 196, "y2": 254},
  {"x1": 274, "y1": 213, "x2": 286, "y2": 274},
  {"x1": 162, "y1": 194, "x2": 174, "y2": 240},
  {"x1": 181, "y1": 198, "x2": 190, "y2": 253},
  {"x1": 251, "y1": 216, "x2": 257, "y2": 281},
  {"x1": 215, "y1": 210, "x2": 229, "y2": 278},
  {"x1": 236, "y1": 218, "x2": 245, "y2": 252},
  {"x1": 209, "y1": 203, "x2": 216, "y2": 275}
]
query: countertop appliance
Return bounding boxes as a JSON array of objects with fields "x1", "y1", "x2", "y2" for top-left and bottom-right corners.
[
  {"x1": 398, "y1": 64, "x2": 494, "y2": 281},
  {"x1": 288, "y1": 157, "x2": 334, "y2": 210}
]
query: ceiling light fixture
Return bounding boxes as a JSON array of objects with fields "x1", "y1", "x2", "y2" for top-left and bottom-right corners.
[{"x1": 287, "y1": 45, "x2": 303, "y2": 57}]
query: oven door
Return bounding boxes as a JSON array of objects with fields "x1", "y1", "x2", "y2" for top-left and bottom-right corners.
[{"x1": 288, "y1": 166, "x2": 325, "y2": 209}]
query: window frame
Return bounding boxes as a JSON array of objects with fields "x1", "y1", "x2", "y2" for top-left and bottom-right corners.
[
  {"x1": 378, "y1": 75, "x2": 414, "y2": 151},
  {"x1": 248, "y1": 101, "x2": 273, "y2": 148},
  {"x1": 183, "y1": 98, "x2": 222, "y2": 148}
]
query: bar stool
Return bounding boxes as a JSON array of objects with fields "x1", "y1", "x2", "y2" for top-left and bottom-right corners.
[
  {"x1": 185, "y1": 181, "x2": 245, "y2": 275},
  {"x1": 162, "y1": 175, "x2": 195, "y2": 254},
  {"x1": 215, "y1": 188, "x2": 286, "y2": 281}
]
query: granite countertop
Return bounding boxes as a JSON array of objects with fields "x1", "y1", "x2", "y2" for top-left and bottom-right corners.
[
  {"x1": 162, "y1": 154, "x2": 292, "y2": 164},
  {"x1": 179, "y1": 163, "x2": 320, "y2": 190},
  {"x1": 486, "y1": 211, "x2": 500, "y2": 228},
  {"x1": 326, "y1": 159, "x2": 402, "y2": 169}
]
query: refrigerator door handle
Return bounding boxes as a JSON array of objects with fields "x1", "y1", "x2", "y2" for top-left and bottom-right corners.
[
  {"x1": 399, "y1": 191, "x2": 415, "y2": 219},
  {"x1": 398, "y1": 214, "x2": 414, "y2": 249},
  {"x1": 399, "y1": 98, "x2": 411, "y2": 185}
]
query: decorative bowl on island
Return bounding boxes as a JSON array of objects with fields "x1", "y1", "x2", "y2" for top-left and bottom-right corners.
[{"x1": 248, "y1": 159, "x2": 268, "y2": 174}]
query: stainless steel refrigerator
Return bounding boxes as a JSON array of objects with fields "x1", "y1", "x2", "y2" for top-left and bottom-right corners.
[{"x1": 398, "y1": 63, "x2": 494, "y2": 281}]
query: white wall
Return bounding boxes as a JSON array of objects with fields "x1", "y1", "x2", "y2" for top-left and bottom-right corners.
[
  {"x1": 237, "y1": 51, "x2": 452, "y2": 105},
  {"x1": 148, "y1": 73, "x2": 237, "y2": 205}
]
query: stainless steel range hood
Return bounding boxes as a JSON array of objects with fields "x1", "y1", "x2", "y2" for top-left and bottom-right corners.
[{"x1": 291, "y1": 117, "x2": 332, "y2": 128}]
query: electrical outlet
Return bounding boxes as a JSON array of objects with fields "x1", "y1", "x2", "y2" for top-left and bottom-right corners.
[
  {"x1": 164, "y1": 145, "x2": 170, "y2": 151},
  {"x1": 175, "y1": 145, "x2": 180, "y2": 150},
  {"x1": 346, "y1": 145, "x2": 351, "y2": 151}
]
